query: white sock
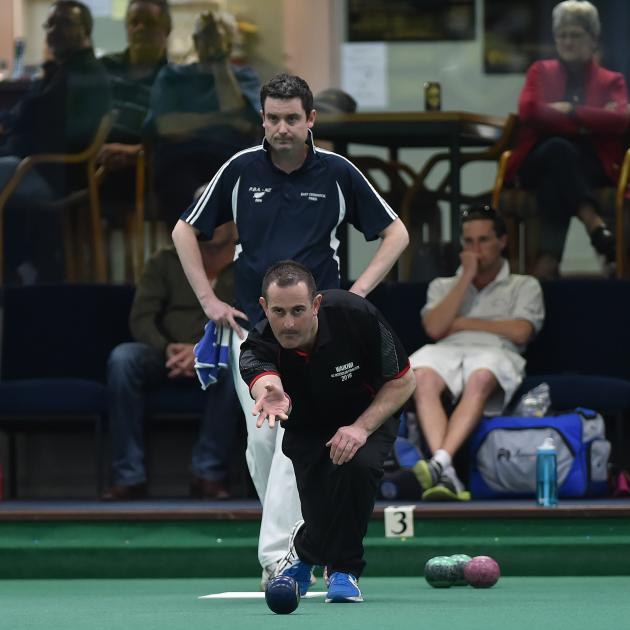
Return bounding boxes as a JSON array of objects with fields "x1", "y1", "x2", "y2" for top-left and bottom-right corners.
[
  {"x1": 432, "y1": 449, "x2": 452, "y2": 471},
  {"x1": 443, "y1": 465, "x2": 465, "y2": 493}
]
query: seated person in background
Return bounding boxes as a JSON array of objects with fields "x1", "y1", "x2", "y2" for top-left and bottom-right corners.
[
  {"x1": 313, "y1": 88, "x2": 357, "y2": 115},
  {"x1": 0, "y1": 0, "x2": 111, "y2": 197},
  {"x1": 410, "y1": 205, "x2": 544, "y2": 501},
  {"x1": 145, "y1": 8, "x2": 261, "y2": 226},
  {"x1": 0, "y1": 0, "x2": 111, "y2": 284},
  {"x1": 102, "y1": 221, "x2": 242, "y2": 500},
  {"x1": 312, "y1": 88, "x2": 357, "y2": 151},
  {"x1": 506, "y1": 0, "x2": 629, "y2": 279},
  {"x1": 98, "y1": 0, "x2": 171, "y2": 169}
]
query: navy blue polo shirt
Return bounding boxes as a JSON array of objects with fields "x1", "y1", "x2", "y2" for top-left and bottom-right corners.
[
  {"x1": 239, "y1": 289, "x2": 411, "y2": 437},
  {"x1": 181, "y1": 135, "x2": 398, "y2": 325}
]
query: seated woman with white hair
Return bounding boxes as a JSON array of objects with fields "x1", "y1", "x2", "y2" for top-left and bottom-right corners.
[{"x1": 505, "y1": 0, "x2": 630, "y2": 278}]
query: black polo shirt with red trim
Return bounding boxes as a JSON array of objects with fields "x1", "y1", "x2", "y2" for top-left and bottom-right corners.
[{"x1": 239, "y1": 289, "x2": 410, "y2": 436}]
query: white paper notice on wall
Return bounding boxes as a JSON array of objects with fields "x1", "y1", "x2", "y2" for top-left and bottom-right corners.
[
  {"x1": 83, "y1": 0, "x2": 112, "y2": 18},
  {"x1": 341, "y1": 43, "x2": 388, "y2": 110}
]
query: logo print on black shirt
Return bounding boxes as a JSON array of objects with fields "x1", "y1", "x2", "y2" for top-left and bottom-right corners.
[{"x1": 249, "y1": 186, "x2": 272, "y2": 203}]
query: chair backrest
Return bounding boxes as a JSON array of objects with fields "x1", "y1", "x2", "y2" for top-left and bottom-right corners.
[
  {"x1": 350, "y1": 156, "x2": 416, "y2": 210},
  {"x1": 0, "y1": 284, "x2": 134, "y2": 381},
  {"x1": 524, "y1": 279, "x2": 630, "y2": 379},
  {"x1": 365, "y1": 281, "x2": 431, "y2": 355},
  {"x1": 0, "y1": 113, "x2": 115, "y2": 283}
]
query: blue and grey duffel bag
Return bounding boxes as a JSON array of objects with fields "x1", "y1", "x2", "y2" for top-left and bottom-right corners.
[{"x1": 469, "y1": 407, "x2": 610, "y2": 498}]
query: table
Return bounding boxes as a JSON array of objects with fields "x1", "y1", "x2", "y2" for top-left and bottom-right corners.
[{"x1": 316, "y1": 111, "x2": 507, "y2": 270}]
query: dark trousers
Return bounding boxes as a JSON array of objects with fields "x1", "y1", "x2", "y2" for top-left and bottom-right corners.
[
  {"x1": 282, "y1": 421, "x2": 396, "y2": 578},
  {"x1": 518, "y1": 137, "x2": 611, "y2": 260},
  {"x1": 107, "y1": 342, "x2": 242, "y2": 485}
]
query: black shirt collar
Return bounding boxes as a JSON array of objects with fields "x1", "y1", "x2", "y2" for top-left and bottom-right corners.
[{"x1": 261, "y1": 128, "x2": 319, "y2": 159}]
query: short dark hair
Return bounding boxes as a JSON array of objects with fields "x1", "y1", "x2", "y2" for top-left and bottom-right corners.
[
  {"x1": 260, "y1": 73, "x2": 313, "y2": 116},
  {"x1": 461, "y1": 204, "x2": 507, "y2": 238},
  {"x1": 52, "y1": 0, "x2": 93, "y2": 35},
  {"x1": 126, "y1": 0, "x2": 172, "y2": 31},
  {"x1": 261, "y1": 260, "x2": 317, "y2": 301}
]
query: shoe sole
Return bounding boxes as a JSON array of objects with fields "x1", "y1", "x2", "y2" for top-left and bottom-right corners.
[
  {"x1": 422, "y1": 485, "x2": 471, "y2": 502},
  {"x1": 413, "y1": 460, "x2": 436, "y2": 490},
  {"x1": 325, "y1": 595, "x2": 363, "y2": 603}
]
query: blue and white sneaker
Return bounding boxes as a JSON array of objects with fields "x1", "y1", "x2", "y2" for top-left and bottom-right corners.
[
  {"x1": 274, "y1": 519, "x2": 304, "y2": 577},
  {"x1": 281, "y1": 560, "x2": 314, "y2": 596},
  {"x1": 273, "y1": 519, "x2": 315, "y2": 595},
  {"x1": 325, "y1": 572, "x2": 363, "y2": 603}
]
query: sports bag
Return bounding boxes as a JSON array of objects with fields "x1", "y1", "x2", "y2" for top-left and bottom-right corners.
[{"x1": 469, "y1": 408, "x2": 610, "y2": 498}]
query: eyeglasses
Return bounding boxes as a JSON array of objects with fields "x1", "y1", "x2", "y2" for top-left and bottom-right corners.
[
  {"x1": 461, "y1": 204, "x2": 497, "y2": 219},
  {"x1": 555, "y1": 30, "x2": 589, "y2": 42}
]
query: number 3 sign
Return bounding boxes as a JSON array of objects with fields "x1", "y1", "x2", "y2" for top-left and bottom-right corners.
[{"x1": 384, "y1": 505, "x2": 415, "y2": 538}]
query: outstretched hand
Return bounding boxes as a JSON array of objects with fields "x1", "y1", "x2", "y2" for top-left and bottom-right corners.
[
  {"x1": 325, "y1": 425, "x2": 369, "y2": 465},
  {"x1": 252, "y1": 383, "x2": 290, "y2": 429}
]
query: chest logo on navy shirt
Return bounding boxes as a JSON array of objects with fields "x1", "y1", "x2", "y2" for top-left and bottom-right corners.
[
  {"x1": 331, "y1": 361, "x2": 360, "y2": 382},
  {"x1": 249, "y1": 186, "x2": 272, "y2": 203},
  {"x1": 301, "y1": 191, "x2": 327, "y2": 202}
]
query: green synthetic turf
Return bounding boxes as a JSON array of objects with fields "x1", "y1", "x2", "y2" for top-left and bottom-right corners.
[
  {"x1": 1, "y1": 577, "x2": 630, "y2": 630},
  {"x1": 1, "y1": 518, "x2": 630, "y2": 578}
]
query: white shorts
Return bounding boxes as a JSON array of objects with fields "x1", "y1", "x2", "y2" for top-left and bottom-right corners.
[{"x1": 409, "y1": 343, "x2": 526, "y2": 415}]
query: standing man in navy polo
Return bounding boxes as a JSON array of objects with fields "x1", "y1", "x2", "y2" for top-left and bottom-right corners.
[
  {"x1": 240, "y1": 260, "x2": 415, "y2": 602},
  {"x1": 172, "y1": 73, "x2": 409, "y2": 587}
]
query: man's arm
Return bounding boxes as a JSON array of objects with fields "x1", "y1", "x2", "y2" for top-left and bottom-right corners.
[
  {"x1": 155, "y1": 111, "x2": 255, "y2": 138},
  {"x1": 211, "y1": 60, "x2": 250, "y2": 111},
  {"x1": 422, "y1": 251, "x2": 478, "y2": 340},
  {"x1": 447, "y1": 317, "x2": 535, "y2": 346},
  {"x1": 172, "y1": 219, "x2": 246, "y2": 337},
  {"x1": 326, "y1": 368, "x2": 415, "y2": 465},
  {"x1": 97, "y1": 142, "x2": 142, "y2": 170},
  {"x1": 349, "y1": 218, "x2": 409, "y2": 297}
]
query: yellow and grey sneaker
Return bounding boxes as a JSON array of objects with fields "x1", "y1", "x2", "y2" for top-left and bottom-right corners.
[
  {"x1": 422, "y1": 474, "x2": 471, "y2": 502},
  {"x1": 413, "y1": 459, "x2": 443, "y2": 491}
]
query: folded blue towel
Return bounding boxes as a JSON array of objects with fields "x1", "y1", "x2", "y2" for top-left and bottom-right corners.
[{"x1": 194, "y1": 321, "x2": 231, "y2": 389}]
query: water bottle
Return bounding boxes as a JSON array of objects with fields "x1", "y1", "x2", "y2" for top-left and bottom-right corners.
[
  {"x1": 11, "y1": 39, "x2": 26, "y2": 79},
  {"x1": 536, "y1": 437, "x2": 558, "y2": 507}
]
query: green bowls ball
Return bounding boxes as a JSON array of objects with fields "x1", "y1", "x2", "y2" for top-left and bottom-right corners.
[{"x1": 424, "y1": 556, "x2": 457, "y2": 588}]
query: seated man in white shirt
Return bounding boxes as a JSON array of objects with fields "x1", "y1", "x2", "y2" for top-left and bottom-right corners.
[{"x1": 410, "y1": 204, "x2": 545, "y2": 501}]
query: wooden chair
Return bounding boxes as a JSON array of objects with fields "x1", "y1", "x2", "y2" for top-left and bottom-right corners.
[
  {"x1": 396, "y1": 114, "x2": 517, "y2": 280},
  {"x1": 0, "y1": 113, "x2": 113, "y2": 283},
  {"x1": 613, "y1": 148, "x2": 630, "y2": 278},
  {"x1": 406, "y1": 113, "x2": 516, "y2": 210},
  {"x1": 491, "y1": 116, "x2": 629, "y2": 277},
  {"x1": 101, "y1": 147, "x2": 149, "y2": 283},
  {"x1": 350, "y1": 155, "x2": 417, "y2": 209},
  {"x1": 344, "y1": 155, "x2": 418, "y2": 280}
]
